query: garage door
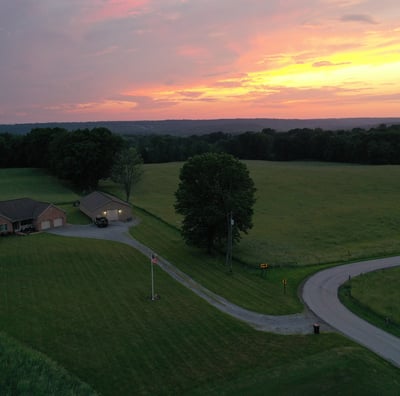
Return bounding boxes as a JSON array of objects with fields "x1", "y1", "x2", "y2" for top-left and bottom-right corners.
[
  {"x1": 106, "y1": 209, "x2": 118, "y2": 221},
  {"x1": 41, "y1": 220, "x2": 51, "y2": 230},
  {"x1": 53, "y1": 218, "x2": 63, "y2": 227}
]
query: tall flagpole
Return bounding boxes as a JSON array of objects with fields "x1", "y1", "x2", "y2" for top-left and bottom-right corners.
[{"x1": 151, "y1": 253, "x2": 157, "y2": 300}]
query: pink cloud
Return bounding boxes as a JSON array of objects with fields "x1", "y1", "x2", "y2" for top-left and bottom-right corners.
[
  {"x1": 83, "y1": 0, "x2": 150, "y2": 24},
  {"x1": 176, "y1": 45, "x2": 211, "y2": 61},
  {"x1": 313, "y1": 60, "x2": 352, "y2": 67}
]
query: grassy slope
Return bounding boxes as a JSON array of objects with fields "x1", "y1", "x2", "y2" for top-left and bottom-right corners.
[
  {"x1": 108, "y1": 161, "x2": 400, "y2": 266},
  {"x1": 0, "y1": 168, "x2": 78, "y2": 203},
  {"x1": 129, "y1": 207, "x2": 323, "y2": 314},
  {"x1": 339, "y1": 267, "x2": 400, "y2": 338},
  {"x1": 1, "y1": 167, "x2": 400, "y2": 395},
  {"x1": 0, "y1": 234, "x2": 399, "y2": 396},
  {"x1": 0, "y1": 332, "x2": 97, "y2": 396},
  {"x1": 0, "y1": 167, "x2": 90, "y2": 224}
]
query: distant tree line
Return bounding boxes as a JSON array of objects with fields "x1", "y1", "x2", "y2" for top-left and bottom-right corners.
[
  {"x1": 2, "y1": 124, "x2": 400, "y2": 188},
  {"x1": 127, "y1": 123, "x2": 400, "y2": 165},
  {"x1": 0, "y1": 127, "x2": 124, "y2": 191}
]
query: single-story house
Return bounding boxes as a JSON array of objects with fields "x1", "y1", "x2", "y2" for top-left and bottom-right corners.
[
  {"x1": 0, "y1": 198, "x2": 66, "y2": 235},
  {"x1": 79, "y1": 191, "x2": 132, "y2": 222}
]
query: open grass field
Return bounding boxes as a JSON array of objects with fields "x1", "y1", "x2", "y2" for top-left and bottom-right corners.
[
  {"x1": 105, "y1": 161, "x2": 400, "y2": 267},
  {"x1": 2, "y1": 166, "x2": 400, "y2": 394},
  {"x1": 129, "y1": 207, "x2": 325, "y2": 315},
  {"x1": 339, "y1": 267, "x2": 400, "y2": 338},
  {"x1": 0, "y1": 168, "x2": 91, "y2": 224},
  {"x1": 0, "y1": 233, "x2": 399, "y2": 395},
  {"x1": 0, "y1": 168, "x2": 79, "y2": 203}
]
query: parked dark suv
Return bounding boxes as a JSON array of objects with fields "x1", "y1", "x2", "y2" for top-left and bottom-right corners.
[{"x1": 94, "y1": 216, "x2": 108, "y2": 228}]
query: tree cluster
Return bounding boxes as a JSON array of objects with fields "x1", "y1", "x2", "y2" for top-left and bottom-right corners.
[
  {"x1": 3, "y1": 123, "x2": 400, "y2": 181},
  {"x1": 125, "y1": 124, "x2": 400, "y2": 165},
  {"x1": 0, "y1": 127, "x2": 125, "y2": 191}
]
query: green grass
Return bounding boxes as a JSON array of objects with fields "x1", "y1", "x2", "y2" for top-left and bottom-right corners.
[
  {"x1": 104, "y1": 161, "x2": 400, "y2": 267},
  {"x1": 0, "y1": 168, "x2": 79, "y2": 204},
  {"x1": 339, "y1": 267, "x2": 400, "y2": 338},
  {"x1": 0, "y1": 233, "x2": 399, "y2": 395},
  {"x1": 129, "y1": 207, "x2": 326, "y2": 315},
  {"x1": 0, "y1": 168, "x2": 91, "y2": 225},
  {"x1": 0, "y1": 332, "x2": 97, "y2": 396}
]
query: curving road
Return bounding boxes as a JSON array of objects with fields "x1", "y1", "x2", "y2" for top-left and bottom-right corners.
[
  {"x1": 48, "y1": 222, "x2": 400, "y2": 367},
  {"x1": 302, "y1": 257, "x2": 400, "y2": 368},
  {"x1": 47, "y1": 222, "x2": 319, "y2": 334}
]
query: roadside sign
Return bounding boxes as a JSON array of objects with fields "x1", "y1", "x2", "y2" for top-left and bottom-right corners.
[
  {"x1": 282, "y1": 278, "x2": 287, "y2": 294},
  {"x1": 259, "y1": 263, "x2": 268, "y2": 269}
]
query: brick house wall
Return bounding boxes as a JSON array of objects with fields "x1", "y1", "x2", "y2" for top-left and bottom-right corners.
[
  {"x1": 0, "y1": 215, "x2": 12, "y2": 235},
  {"x1": 35, "y1": 205, "x2": 66, "y2": 231}
]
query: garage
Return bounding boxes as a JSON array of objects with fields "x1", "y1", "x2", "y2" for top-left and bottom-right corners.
[
  {"x1": 41, "y1": 220, "x2": 51, "y2": 230},
  {"x1": 0, "y1": 198, "x2": 66, "y2": 233},
  {"x1": 79, "y1": 191, "x2": 132, "y2": 222},
  {"x1": 106, "y1": 210, "x2": 118, "y2": 221},
  {"x1": 53, "y1": 218, "x2": 63, "y2": 227}
]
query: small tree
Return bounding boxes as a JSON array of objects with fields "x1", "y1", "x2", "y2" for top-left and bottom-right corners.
[
  {"x1": 175, "y1": 152, "x2": 256, "y2": 253},
  {"x1": 111, "y1": 147, "x2": 143, "y2": 202}
]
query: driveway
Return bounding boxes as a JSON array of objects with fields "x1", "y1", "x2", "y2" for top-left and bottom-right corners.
[
  {"x1": 302, "y1": 257, "x2": 400, "y2": 368},
  {"x1": 48, "y1": 222, "x2": 321, "y2": 335},
  {"x1": 48, "y1": 222, "x2": 400, "y2": 369}
]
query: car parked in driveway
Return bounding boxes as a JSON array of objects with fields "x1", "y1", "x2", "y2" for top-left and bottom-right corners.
[{"x1": 94, "y1": 216, "x2": 108, "y2": 228}]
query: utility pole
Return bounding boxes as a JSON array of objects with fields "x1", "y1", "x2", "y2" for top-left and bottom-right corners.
[{"x1": 225, "y1": 211, "x2": 234, "y2": 273}]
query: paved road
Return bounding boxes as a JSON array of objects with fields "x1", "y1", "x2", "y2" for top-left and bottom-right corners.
[
  {"x1": 302, "y1": 257, "x2": 400, "y2": 368},
  {"x1": 48, "y1": 222, "x2": 400, "y2": 368}
]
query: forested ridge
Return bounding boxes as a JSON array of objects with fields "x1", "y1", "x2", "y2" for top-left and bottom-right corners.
[
  {"x1": 128, "y1": 124, "x2": 400, "y2": 164},
  {"x1": 2, "y1": 124, "x2": 400, "y2": 172}
]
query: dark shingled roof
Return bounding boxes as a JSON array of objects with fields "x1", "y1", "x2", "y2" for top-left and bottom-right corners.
[
  {"x1": 0, "y1": 198, "x2": 51, "y2": 222},
  {"x1": 80, "y1": 191, "x2": 130, "y2": 211}
]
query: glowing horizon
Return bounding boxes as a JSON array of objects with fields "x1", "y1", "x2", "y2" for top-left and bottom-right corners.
[{"x1": 1, "y1": 0, "x2": 399, "y2": 124}]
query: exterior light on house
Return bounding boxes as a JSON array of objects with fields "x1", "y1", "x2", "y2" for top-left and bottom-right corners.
[
  {"x1": 103, "y1": 211, "x2": 107, "y2": 215},
  {"x1": 118, "y1": 209, "x2": 122, "y2": 214}
]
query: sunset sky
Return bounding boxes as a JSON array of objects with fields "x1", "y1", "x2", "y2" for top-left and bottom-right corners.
[{"x1": 1, "y1": 0, "x2": 399, "y2": 123}]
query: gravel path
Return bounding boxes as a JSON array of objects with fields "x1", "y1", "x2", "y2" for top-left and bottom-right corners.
[
  {"x1": 48, "y1": 222, "x2": 321, "y2": 335},
  {"x1": 48, "y1": 219, "x2": 400, "y2": 364}
]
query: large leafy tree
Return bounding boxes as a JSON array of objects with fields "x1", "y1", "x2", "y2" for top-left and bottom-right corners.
[
  {"x1": 24, "y1": 128, "x2": 66, "y2": 168},
  {"x1": 111, "y1": 147, "x2": 143, "y2": 202},
  {"x1": 175, "y1": 152, "x2": 256, "y2": 253},
  {"x1": 49, "y1": 127, "x2": 123, "y2": 190}
]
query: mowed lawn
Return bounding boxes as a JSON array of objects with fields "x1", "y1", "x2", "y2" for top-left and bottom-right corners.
[
  {"x1": 0, "y1": 168, "x2": 91, "y2": 224},
  {"x1": 130, "y1": 207, "x2": 322, "y2": 315},
  {"x1": 0, "y1": 168, "x2": 78, "y2": 203},
  {"x1": 107, "y1": 161, "x2": 400, "y2": 266},
  {"x1": 0, "y1": 234, "x2": 399, "y2": 395},
  {"x1": 340, "y1": 267, "x2": 400, "y2": 338}
]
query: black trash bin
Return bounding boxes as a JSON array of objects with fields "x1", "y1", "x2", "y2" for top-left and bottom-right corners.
[{"x1": 313, "y1": 323, "x2": 320, "y2": 334}]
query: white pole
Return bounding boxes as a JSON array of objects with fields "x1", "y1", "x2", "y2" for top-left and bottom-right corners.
[{"x1": 151, "y1": 254, "x2": 155, "y2": 300}]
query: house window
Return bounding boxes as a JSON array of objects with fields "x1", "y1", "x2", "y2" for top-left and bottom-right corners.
[{"x1": 0, "y1": 224, "x2": 8, "y2": 232}]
